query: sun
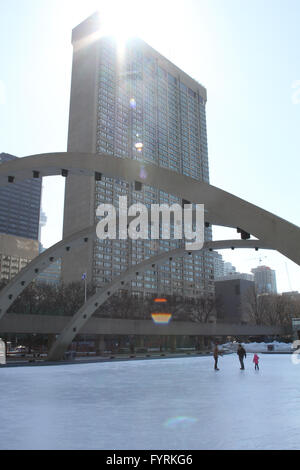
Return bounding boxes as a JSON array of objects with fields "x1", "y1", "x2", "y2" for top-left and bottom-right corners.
[
  {"x1": 97, "y1": 0, "x2": 144, "y2": 42},
  {"x1": 71, "y1": 0, "x2": 175, "y2": 62}
]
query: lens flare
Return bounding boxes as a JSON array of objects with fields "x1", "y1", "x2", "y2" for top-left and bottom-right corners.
[
  {"x1": 135, "y1": 142, "x2": 144, "y2": 152},
  {"x1": 151, "y1": 313, "x2": 172, "y2": 324},
  {"x1": 139, "y1": 165, "x2": 147, "y2": 180},
  {"x1": 164, "y1": 416, "x2": 198, "y2": 428},
  {"x1": 130, "y1": 98, "x2": 137, "y2": 109}
]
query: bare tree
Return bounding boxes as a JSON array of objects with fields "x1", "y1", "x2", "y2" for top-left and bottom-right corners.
[
  {"x1": 8, "y1": 281, "x2": 96, "y2": 317},
  {"x1": 265, "y1": 295, "x2": 300, "y2": 327},
  {"x1": 243, "y1": 287, "x2": 300, "y2": 327},
  {"x1": 189, "y1": 294, "x2": 217, "y2": 323},
  {"x1": 242, "y1": 286, "x2": 267, "y2": 325},
  {"x1": 95, "y1": 291, "x2": 141, "y2": 319}
]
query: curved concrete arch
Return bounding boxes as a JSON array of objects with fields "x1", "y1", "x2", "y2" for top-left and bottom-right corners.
[
  {"x1": 0, "y1": 232, "x2": 269, "y2": 321},
  {"x1": 47, "y1": 238, "x2": 272, "y2": 361},
  {"x1": 0, "y1": 152, "x2": 299, "y2": 264},
  {"x1": 0, "y1": 225, "x2": 96, "y2": 320}
]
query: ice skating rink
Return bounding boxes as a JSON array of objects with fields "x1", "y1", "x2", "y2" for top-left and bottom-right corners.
[{"x1": 0, "y1": 354, "x2": 299, "y2": 450}]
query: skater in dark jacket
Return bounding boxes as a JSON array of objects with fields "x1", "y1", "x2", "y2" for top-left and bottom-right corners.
[
  {"x1": 237, "y1": 344, "x2": 247, "y2": 369},
  {"x1": 213, "y1": 344, "x2": 221, "y2": 370}
]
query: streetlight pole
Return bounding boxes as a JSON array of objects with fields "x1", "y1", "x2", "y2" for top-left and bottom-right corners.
[
  {"x1": 82, "y1": 273, "x2": 87, "y2": 353},
  {"x1": 82, "y1": 273, "x2": 87, "y2": 303}
]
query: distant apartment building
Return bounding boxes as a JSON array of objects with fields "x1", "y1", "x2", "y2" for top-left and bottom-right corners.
[
  {"x1": 217, "y1": 272, "x2": 254, "y2": 282},
  {"x1": 62, "y1": 13, "x2": 214, "y2": 298},
  {"x1": 251, "y1": 265, "x2": 277, "y2": 295},
  {"x1": 212, "y1": 251, "x2": 224, "y2": 278},
  {"x1": 0, "y1": 153, "x2": 42, "y2": 281},
  {"x1": 223, "y1": 261, "x2": 237, "y2": 276}
]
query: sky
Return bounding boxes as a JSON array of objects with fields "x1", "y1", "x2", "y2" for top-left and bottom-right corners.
[{"x1": 0, "y1": 0, "x2": 300, "y2": 293}]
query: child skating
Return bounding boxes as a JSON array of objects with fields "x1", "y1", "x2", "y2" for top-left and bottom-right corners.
[{"x1": 253, "y1": 353, "x2": 259, "y2": 370}]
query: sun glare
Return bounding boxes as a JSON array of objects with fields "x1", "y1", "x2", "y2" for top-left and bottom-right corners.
[{"x1": 97, "y1": 0, "x2": 143, "y2": 42}]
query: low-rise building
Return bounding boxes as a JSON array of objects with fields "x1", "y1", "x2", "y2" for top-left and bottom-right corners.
[
  {"x1": 0, "y1": 233, "x2": 39, "y2": 281},
  {"x1": 282, "y1": 291, "x2": 300, "y2": 301},
  {"x1": 215, "y1": 276, "x2": 255, "y2": 324}
]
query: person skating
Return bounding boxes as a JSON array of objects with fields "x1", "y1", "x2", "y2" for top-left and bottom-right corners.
[
  {"x1": 253, "y1": 353, "x2": 259, "y2": 370},
  {"x1": 213, "y1": 344, "x2": 221, "y2": 370},
  {"x1": 237, "y1": 343, "x2": 247, "y2": 369}
]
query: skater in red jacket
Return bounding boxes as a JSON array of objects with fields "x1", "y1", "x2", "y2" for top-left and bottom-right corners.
[{"x1": 253, "y1": 353, "x2": 259, "y2": 370}]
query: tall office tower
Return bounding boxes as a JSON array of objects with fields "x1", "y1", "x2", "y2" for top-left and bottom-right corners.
[
  {"x1": 0, "y1": 153, "x2": 41, "y2": 280},
  {"x1": 63, "y1": 13, "x2": 214, "y2": 297},
  {"x1": 0, "y1": 153, "x2": 42, "y2": 240},
  {"x1": 251, "y1": 265, "x2": 277, "y2": 295}
]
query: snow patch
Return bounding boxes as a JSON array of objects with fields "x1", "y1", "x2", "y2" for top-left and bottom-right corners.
[{"x1": 220, "y1": 341, "x2": 292, "y2": 353}]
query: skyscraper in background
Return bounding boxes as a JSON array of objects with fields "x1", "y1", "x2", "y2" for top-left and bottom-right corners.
[
  {"x1": 0, "y1": 153, "x2": 41, "y2": 280},
  {"x1": 62, "y1": 12, "x2": 214, "y2": 297},
  {"x1": 251, "y1": 265, "x2": 277, "y2": 295},
  {"x1": 224, "y1": 261, "x2": 237, "y2": 276},
  {"x1": 0, "y1": 153, "x2": 41, "y2": 240},
  {"x1": 212, "y1": 251, "x2": 225, "y2": 279}
]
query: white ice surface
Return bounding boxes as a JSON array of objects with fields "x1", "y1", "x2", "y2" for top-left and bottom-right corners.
[{"x1": 0, "y1": 354, "x2": 300, "y2": 450}]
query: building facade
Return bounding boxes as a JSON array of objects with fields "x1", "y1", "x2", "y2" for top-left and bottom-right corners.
[
  {"x1": 62, "y1": 13, "x2": 214, "y2": 297},
  {"x1": 0, "y1": 153, "x2": 41, "y2": 281},
  {"x1": 0, "y1": 153, "x2": 42, "y2": 241},
  {"x1": 223, "y1": 261, "x2": 237, "y2": 276},
  {"x1": 215, "y1": 277, "x2": 255, "y2": 324},
  {"x1": 216, "y1": 272, "x2": 254, "y2": 282},
  {"x1": 251, "y1": 265, "x2": 277, "y2": 295},
  {"x1": 0, "y1": 233, "x2": 39, "y2": 282},
  {"x1": 36, "y1": 258, "x2": 61, "y2": 285},
  {"x1": 212, "y1": 251, "x2": 225, "y2": 279}
]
